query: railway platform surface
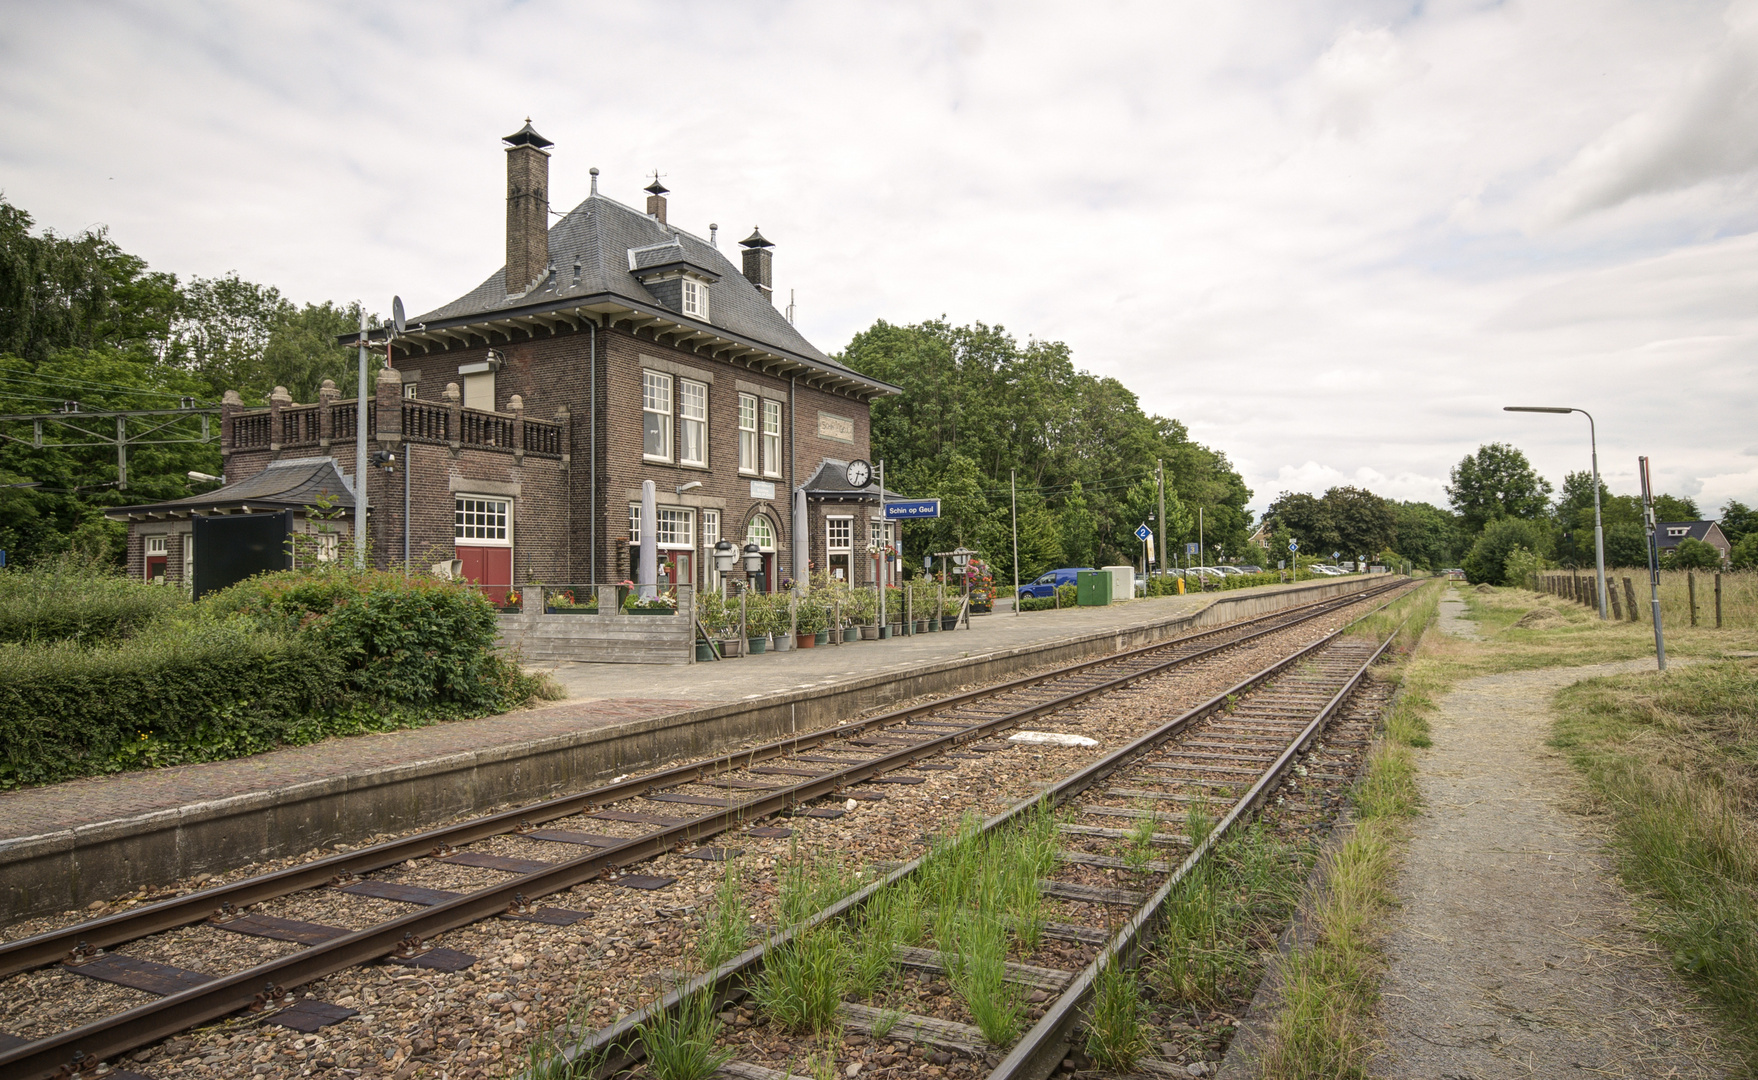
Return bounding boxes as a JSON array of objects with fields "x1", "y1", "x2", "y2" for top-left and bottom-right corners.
[{"x1": 0, "y1": 577, "x2": 1385, "y2": 921}]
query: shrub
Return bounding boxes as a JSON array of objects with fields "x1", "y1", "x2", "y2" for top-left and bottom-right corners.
[
  {"x1": 209, "y1": 567, "x2": 524, "y2": 711},
  {"x1": 0, "y1": 554, "x2": 188, "y2": 646},
  {"x1": 1733, "y1": 534, "x2": 1758, "y2": 571},
  {"x1": 1462, "y1": 517, "x2": 1550, "y2": 585},
  {"x1": 1664, "y1": 537, "x2": 1724, "y2": 571}
]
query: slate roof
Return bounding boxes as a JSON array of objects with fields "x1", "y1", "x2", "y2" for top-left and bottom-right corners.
[
  {"x1": 801, "y1": 459, "x2": 910, "y2": 502},
  {"x1": 106, "y1": 457, "x2": 355, "y2": 520},
  {"x1": 409, "y1": 193, "x2": 850, "y2": 372},
  {"x1": 1656, "y1": 521, "x2": 1729, "y2": 550}
]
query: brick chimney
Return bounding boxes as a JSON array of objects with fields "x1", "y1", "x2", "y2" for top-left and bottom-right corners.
[
  {"x1": 644, "y1": 176, "x2": 669, "y2": 224},
  {"x1": 740, "y1": 227, "x2": 773, "y2": 303},
  {"x1": 503, "y1": 119, "x2": 553, "y2": 295}
]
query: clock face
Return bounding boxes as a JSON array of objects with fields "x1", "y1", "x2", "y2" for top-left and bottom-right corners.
[{"x1": 846, "y1": 459, "x2": 872, "y2": 487}]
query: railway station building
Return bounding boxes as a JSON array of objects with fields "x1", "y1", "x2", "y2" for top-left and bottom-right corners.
[{"x1": 115, "y1": 122, "x2": 905, "y2": 601}]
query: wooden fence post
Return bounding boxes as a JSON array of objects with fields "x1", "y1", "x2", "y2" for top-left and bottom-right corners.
[
  {"x1": 1624, "y1": 577, "x2": 1640, "y2": 622},
  {"x1": 1688, "y1": 572, "x2": 1698, "y2": 627},
  {"x1": 1715, "y1": 572, "x2": 1723, "y2": 629},
  {"x1": 1608, "y1": 581, "x2": 1622, "y2": 620}
]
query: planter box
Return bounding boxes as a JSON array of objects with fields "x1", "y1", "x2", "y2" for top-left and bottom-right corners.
[
  {"x1": 747, "y1": 636, "x2": 767, "y2": 655},
  {"x1": 915, "y1": 620, "x2": 929, "y2": 634},
  {"x1": 942, "y1": 617, "x2": 958, "y2": 630},
  {"x1": 718, "y1": 638, "x2": 743, "y2": 658},
  {"x1": 624, "y1": 607, "x2": 676, "y2": 616},
  {"x1": 860, "y1": 625, "x2": 881, "y2": 640},
  {"x1": 796, "y1": 633, "x2": 817, "y2": 649},
  {"x1": 545, "y1": 606, "x2": 599, "y2": 616}
]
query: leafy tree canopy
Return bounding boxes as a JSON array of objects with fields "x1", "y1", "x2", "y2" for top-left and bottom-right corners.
[
  {"x1": 840, "y1": 318, "x2": 1247, "y2": 583},
  {"x1": 1447, "y1": 442, "x2": 1552, "y2": 533},
  {"x1": 1262, "y1": 486, "x2": 1398, "y2": 562}
]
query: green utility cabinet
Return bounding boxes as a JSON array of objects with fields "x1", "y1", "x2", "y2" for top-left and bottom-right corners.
[{"x1": 1076, "y1": 570, "x2": 1112, "y2": 607}]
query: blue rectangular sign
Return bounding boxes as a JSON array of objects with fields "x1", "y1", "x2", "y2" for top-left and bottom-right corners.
[{"x1": 883, "y1": 499, "x2": 941, "y2": 520}]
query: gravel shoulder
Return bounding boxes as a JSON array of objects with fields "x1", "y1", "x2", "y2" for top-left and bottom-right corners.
[{"x1": 1371, "y1": 593, "x2": 1730, "y2": 1078}]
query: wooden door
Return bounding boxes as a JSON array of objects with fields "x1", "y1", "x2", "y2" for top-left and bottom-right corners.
[{"x1": 456, "y1": 545, "x2": 513, "y2": 605}]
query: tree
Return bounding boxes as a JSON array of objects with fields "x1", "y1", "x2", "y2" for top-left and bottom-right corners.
[
  {"x1": 1263, "y1": 492, "x2": 1332, "y2": 552},
  {"x1": 1664, "y1": 537, "x2": 1723, "y2": 571},
  {"x1": 1731, "y1": 533, "x2": 1758, "y2": 570},
  {"x1": 1391, "y1": 501, "x2": 1463, "y2": 570},
  {"x1": 1651, "y1": 494, "x2": 1700, "y2": 523},
  {"x1": 1462, "y1": 517, "x2": 1551, "y2": 586},
  {"x1": 1324, "y1": 486, "x2": 1396, "y2": 558},
  {"x1": 1447, "y1": 443, "x2": 1552, "y2": 533},
  {"x1": 841, "y1": 318, "x2": 1254, "y2": 571},
  {"x1": 1719, "y1": 499, "x2": 1755, "y2": 545}
]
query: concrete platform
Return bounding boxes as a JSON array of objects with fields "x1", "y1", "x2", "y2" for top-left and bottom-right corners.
[{"x1": 0, "y1": 576, "x2": 1385, "y2": 924}]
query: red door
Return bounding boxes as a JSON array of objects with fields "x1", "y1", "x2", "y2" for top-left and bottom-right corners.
[
  {"x1": 662, "y1": 551, "x2": 692, "y2": 588},
  {"x1": 456, "y1": 545, "x2": 513, "y2": 605}
]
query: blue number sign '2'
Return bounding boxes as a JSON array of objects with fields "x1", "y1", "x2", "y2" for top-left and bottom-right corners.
[{"x1": 1134, "y1": 524, "x2": 1151, "y2": 541}]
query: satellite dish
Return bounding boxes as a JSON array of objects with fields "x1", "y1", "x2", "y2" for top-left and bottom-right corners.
[{"x1": 391, "y1": 295, "x2": 407, "y2": 336}]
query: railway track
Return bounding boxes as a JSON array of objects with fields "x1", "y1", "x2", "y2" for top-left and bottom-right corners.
[
  {"x1": 550, "y1": 597, "x2": 1412, "y2": 1080},
  {"x1": 0, "y1": 579, "x2": 1409, "y2": 1079}
]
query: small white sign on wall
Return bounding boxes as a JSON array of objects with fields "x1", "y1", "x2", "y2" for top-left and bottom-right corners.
[
  {"x1": 817, "y1": 412, "x2": 855, "y2": 443},
  {"x1": 750, "y1": 480, "x2": 776, "y2": 500}
]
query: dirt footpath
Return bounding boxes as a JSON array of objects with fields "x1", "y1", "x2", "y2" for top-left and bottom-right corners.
[{"x1": 1372, "y1": 596, "x2": 1729, "y2": 1078}]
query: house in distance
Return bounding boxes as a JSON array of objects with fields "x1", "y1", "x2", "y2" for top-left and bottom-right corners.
[{"x1": 116, "y1": 121, "x2": 905, "y2": 605}]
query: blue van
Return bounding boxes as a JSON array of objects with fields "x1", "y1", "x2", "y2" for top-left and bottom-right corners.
[{"x1": 1017, "y1": 567, "x2": 1096, "y2": 600}]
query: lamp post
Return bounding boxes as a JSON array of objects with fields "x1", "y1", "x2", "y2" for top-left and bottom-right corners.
[
  {"x1": 714, "y1": 539, "x2": 736, "y2": 599},
  {"x1": 1504, "y1": 406, "x2": 1606, "y2": 619}
]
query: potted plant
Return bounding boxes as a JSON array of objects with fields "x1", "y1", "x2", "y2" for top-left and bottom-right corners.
[
  {"x1": 546, "y1": 587, "x2": 598, "y2": 615},
  {"x1": 746, "y1": 592, "x2": 771, "y2": 655},
  {"x1": 795, "y1": 594, "x2": 827, "y2": 648},
  {"x1": 968, "y1": 561, "x2": 994, "y2": 614},
  {"x1": 499, "y1": 588, "x2": 524, "y2": 614},
  {"x1": 942, "y1": 592, "x2": 961, "y2": 630},
  {"x1": 695, "y1": 592, "x2": 727, "y2": 660}
]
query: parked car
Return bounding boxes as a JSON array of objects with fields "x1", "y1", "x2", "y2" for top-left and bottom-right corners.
[
  {"x1": 1215, "y1": 565, "x2": 1246, "y2": 576},
  {"x1": 1017, "y1": 567, "x2": 1096, "y2": 600},
  {"x1": 1237, "y1": 565, "x2": 1262, "y2": 574},
  {"x1": 1184, "y1": 566, "x2": 1226, "y2": 580}
]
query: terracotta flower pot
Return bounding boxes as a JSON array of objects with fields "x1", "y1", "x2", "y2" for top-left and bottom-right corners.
[{"x1": 796, "y1": 633, "x2": 817, "y2": 649}]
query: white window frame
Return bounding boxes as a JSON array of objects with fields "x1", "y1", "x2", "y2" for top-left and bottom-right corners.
[
  {"x1": 1667, "y1": 527, "x2": 1688, "y2": 537},
  {"x1": 642, "y1": 370, "x2": 674, "y2": 462},
  {"x1": 455, "y1": 495, "x2": 512, "y2": 545},
  {"x1": 314, "y1": 533, "x2": 339, "y2": 563},
  {"x1": 681, "y1": 277, "x2": 710, "y2": 319},
  {"x1": 826, "y1": 515, "x2": 853, "y2": 553},
  {"x1": 145, "y1": 536, "x2": 168, "y2": 556},
  {"x1": 629, "y1": 504, "x2": 696, "y2": 550},
  {"x1": 679, "y1": 379, "x2": 708, "y2": 468},
  {"x1": 746, "y1": 515, "x2": 775, "y2": 551},
  {"x1": 738, "y1": 393, "x2": 758, "y2": 475},
  {"x1": 762, "y1": 399, "x2": 783, "y2": 478},
  {"x1": 701, "y1": 510, "x2": 720, "y2": 550}
]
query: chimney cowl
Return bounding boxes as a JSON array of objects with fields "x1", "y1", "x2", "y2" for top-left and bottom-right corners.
[
  {"x1": 740, "y1": 226, "x2": 774, "y2": 303},
  {"x1": 645, "y1": 172, "x2": 669, "y2": 224},
  {"x1": 503, "y1": 120, "x2": 553, "y2": 148}
]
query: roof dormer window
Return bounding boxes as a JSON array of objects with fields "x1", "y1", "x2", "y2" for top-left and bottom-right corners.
[{"x1": 682, "y1": 277, "x2": 710, "y2": 319}]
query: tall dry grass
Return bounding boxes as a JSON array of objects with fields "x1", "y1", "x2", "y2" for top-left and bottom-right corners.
[{"x1": 1545, "y1": 569, "x2": 1757, "y2": 628}]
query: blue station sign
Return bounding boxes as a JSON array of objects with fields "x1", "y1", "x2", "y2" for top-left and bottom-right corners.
[{"x1": 883, "y1": 499, "x2": 941, "y2": 520}]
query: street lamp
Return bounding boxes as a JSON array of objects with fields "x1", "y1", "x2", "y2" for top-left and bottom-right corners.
[
  {"x1": 714, "y1": 539, "x2": 736, "y2": 598},
  {"x1": 1505, "y1": 406, "x2": 1606, "y2": 619}
]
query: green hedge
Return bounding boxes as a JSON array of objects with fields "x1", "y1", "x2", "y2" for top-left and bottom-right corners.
[
  {"x1": 0, "y1": 555, "x2": 188, "y2": 646},
  {"x1": 0, "y1": 621, "x2": 343, "y2": 787},
  {"x1": 210, "y1": 568, "x2": 521, "y2": 711},
  {"x1": 0, "y1": 567, "x2": 548, "y2": 789}
]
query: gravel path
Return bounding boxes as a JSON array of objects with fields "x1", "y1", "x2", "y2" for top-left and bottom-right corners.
[{"x1": 1371, "y1": 597, "x2": 1729, "y2": 1078}]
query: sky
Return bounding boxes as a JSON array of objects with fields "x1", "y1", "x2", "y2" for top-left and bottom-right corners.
[{"x1": 2, "y1": 0, "x2": 1754, "y2": 518}]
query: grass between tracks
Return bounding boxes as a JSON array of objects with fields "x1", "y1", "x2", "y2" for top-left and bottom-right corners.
[{"x1": 1251, "y1": 582, "x2": 1437, "y2": 1078}]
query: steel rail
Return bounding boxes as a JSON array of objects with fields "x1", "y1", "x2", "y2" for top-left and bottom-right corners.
[
  {"x1": 0, "y1": 582, "x2": 1408, "y2": 1080},
  {"x1": 0, "y1": 579, "x2": 1396, "y2": 980},
  {"x1": 987, "y1": 624, "x2": 1403, "y2": 1080},
  {"x1": 546, "y1": 587, "x2": 1417, "y2": 1078}
]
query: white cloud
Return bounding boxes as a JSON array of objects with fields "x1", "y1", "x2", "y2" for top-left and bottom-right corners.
[{"x1": 1545, "y1": 1, "x2": 1758, "y2": 221}]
